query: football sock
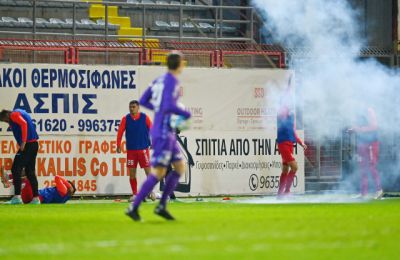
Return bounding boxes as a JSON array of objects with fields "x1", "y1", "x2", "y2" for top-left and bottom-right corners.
[
  {"x1": 160, "y1": 171, "x2": 180, "y2": 207},
  {"x1": 285, "y1": 171, "x2": 296, "y2": 193},
  {"x1": 129, "y1": 177, "x2": 138, "y2": 195},
  {"x1": 278, "y1": 173, "x2": 288, "y2": 195},
  {"x1": 360, "y1": 165, "x2": 369, "y2": 195},
  {"x1": 370, "y1": 166, "x2": 382, "y2": 192},
  {"x1": 132, "y1": 174, "x2": 158, "y2": 210}
]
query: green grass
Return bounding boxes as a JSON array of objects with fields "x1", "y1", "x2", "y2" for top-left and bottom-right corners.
[{"x1": 0, "y1": 198, "x2": 399, "y2": 259}]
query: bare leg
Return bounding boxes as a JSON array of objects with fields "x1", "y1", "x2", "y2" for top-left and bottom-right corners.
[
  {"x1": 143, "y1": 167, "x2": 151, "y2": 176},
  {"x1": 369, "y1": 142, "x2": 382, "y2": 192},
  {"x1": 143, "y1": 167, "x2": 155, "y2": 200},
  {"x1": 285, "y1": 161, "x2": 298, "y2": 193},
  {"x1": 278, "y1": 164, "x2": 289, "y2": 195}
]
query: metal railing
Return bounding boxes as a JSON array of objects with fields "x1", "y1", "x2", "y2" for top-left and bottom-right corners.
[
  {"x1": 0, "y1": 38, "x2": 285, "y2": 67},
  {"x1": 0, "y1": 0, "x2": 258, "y2": 43}
]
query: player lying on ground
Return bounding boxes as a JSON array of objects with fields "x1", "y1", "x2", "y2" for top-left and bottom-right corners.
[
  {"x1": 1, "y1": 168, "x2": 76, "y2": 204},
  {"x1": 349, "y1": 107, "x2": 383, "y2": 199},
  {"x1": 116, "y1": 100, "x2": 156, "y2": 202},
  {"x1": 126, "y1": 52, "x2": 191, "y2": 221},
  {"x1": 276, "y1": 91, "x2": 307, "y2": 198},
  {"x1": 0, "y1": 109, "x2": 40, "y2": 204}
]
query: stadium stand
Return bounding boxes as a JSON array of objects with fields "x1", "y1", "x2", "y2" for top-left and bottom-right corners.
[
  {"x1": 0, "y1": 0, "x2": 250, "y2": 40},
  {"x1": 0, "y1": 0, "x2": 261, "y2": 65}
]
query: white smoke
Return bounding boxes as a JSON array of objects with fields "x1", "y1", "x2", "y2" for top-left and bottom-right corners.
[{"x1": 253, "y1": 0, "x2": 400, "y2": 192}]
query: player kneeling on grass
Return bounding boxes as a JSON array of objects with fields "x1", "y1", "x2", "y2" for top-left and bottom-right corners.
[
  {"x1": 1, "y1": 167, "x2": 76, "y2": 204},
  {"x1": 276, "y1": 93, "x2": 307, "y2": 198},
  {"x1": 126, "y1": 52, "x2": 191, "y2": 221},
  {"x1": 116, "y1": 100, "x2": 156, "y2": 202}
]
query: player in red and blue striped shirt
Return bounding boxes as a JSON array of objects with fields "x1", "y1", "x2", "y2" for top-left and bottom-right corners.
[{"x1": 0, "y1": 109, "x2": 40, "y2": 204}]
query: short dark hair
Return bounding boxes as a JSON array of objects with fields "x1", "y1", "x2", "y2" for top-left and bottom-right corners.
[
  {"x1": 129, "y1": 100, "x2": 139, "y2": 106},
  {"x1": 68, "y1": 181, "x2": 76, "y2": 194},
  {"x1": 0, "y1": 110, "x2": 11, "y2": 121},
  {"x1": 167, "y1": 52, "x2": 183, "y2": 71}
]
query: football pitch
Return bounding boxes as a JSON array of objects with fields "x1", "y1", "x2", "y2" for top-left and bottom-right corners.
[{"x1": 0, "y1": 196, "x2": 399, "y2": 259}]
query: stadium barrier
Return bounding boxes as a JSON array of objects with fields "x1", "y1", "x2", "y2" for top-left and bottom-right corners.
[
  {"x1": 0, "y1": 39, "x2": 286, "y2": 68},
  {"x1": 0, "y1": 64, "x2": 304, "y2": 197}
]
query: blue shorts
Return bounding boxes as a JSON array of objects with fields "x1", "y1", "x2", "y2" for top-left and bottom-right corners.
[{"x1": 151, "y1": 136, "x2": 183, "y2": 167}]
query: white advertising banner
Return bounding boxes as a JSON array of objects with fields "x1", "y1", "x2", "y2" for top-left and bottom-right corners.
[
  {"x1": 0, "y1": 64, "x2": 304, "y2": 196},
  {"x1": 183, "y1": 130, "x2": 304, "y2": 196}
]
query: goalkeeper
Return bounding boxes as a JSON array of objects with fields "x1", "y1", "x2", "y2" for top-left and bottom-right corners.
[{"x1": 126, "y1": 52, "x2": 191, "y2": 221}]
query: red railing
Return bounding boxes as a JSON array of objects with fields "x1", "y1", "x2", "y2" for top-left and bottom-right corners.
[{"x1": 0, "y1": 38, "x2": 286, "y2": 68}]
